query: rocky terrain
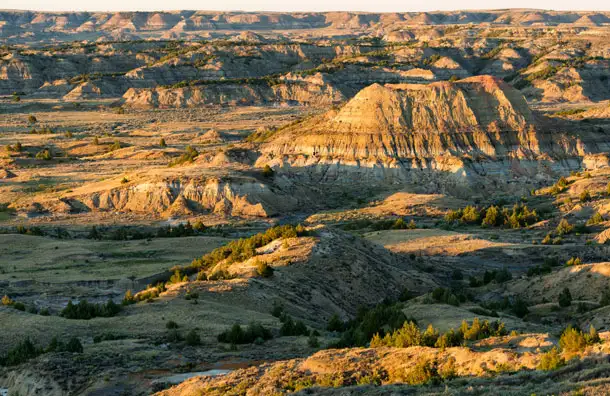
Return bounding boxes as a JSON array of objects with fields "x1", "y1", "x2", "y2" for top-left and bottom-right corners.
[{"x1": 1, "y1": 8, "x2": 610, "y2": 396}]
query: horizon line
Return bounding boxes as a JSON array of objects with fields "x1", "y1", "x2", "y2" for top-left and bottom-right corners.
[{"x1": 1, "y1": 7, "x2": 609, "y2": 13}]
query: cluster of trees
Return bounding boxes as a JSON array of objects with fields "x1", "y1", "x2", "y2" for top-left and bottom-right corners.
[
  {"x1": 30, "y1": 127, "x2": 55, "y2": 134},
  {"x1": 527, "y1": 257, "x2": 560, "y2": 277},
  {"x1": 539, "y1": 325, "x2": 602, "y2": 370},
  {"x1": 86, "y1": 221, "x2": 207, "y2": 241},
  {"x1": 444, "y1": 203, "x2": 539, "y2": 229},
  {"x1": 541, "y1": 218, "x2": 589, "y2": 245},
  {"x1": 2, "y1": 295, "x2": 26, "y2": 312},
  {"x1": 1, "y1": 295, "x2": 50, "y2": 315},
  {"x1": 327, "y1": 303, "x2": 410, "y2": 347},
  {"x1": 468, "y1": 268, "x2": 512, "y2": 287},
  {"x1": 5, "y1": 142, "x2": 23, "y2": 152},
  {"x1": 429, "y1": 287, "x2": 467, "y2": 307},
  {"x1": 217, "y1": 322, "x2": 273, "y2": 345},
  {"x1": 0, "y1": 336, "x2": 83, "y2": 366},
  {"x1": 163, "y1": 321, "x2": 200, "y2": 345},
  {"x1": 587, "y1": 212, "x2": 605, "y2": 225},
  {"x1": 548, "y1": 176, "x2": 570, "y2": 195},
  {"x1": 371, "y1": 318, "x2": 507, "y2": 349},
  {"x1": 389, "y1": 356, "x2": 457, "y2": 385},
  {"x1": 190, "y1": 224, "x2": 307, "y2": 273},
  {"x1": 123, "y1": 283, "x2": 166, "y2": 304},
  {"x1": 566, "y1": 257, "x2": 583, "y2": 266},
  {"x1": 481, "y1": 296, "x2": 529, "y2": 318},
  {"x1": 343, "y1": 217, "x2": 417, "y2": 231},
  {"x1": 61, "y1": 299, "x2": 122, "y2": 320},
  {"x1": 271, "y1": 304, "x2": 313, "y2": 337}
]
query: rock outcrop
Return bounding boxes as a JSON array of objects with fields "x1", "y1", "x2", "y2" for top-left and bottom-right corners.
[
  {"x1": 256, "y1": 76, "x2": 609, "y2": 194},
  {"x1": 122, "y1": 79, "x2": 346, "y2": 108},
  {"x1": 62, "y1": 176, "x2": 295, "y2": 218}
]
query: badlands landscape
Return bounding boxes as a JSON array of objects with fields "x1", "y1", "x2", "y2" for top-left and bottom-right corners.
[{"x1": 1, "y1": 8, "x2": 610, "y2": 396}]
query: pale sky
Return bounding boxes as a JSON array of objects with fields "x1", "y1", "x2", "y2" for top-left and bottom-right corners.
[{"x1": 2, "y1": 0, "x2": 609, "y2": 12}]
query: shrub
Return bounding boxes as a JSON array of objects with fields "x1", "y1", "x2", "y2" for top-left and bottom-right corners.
[
  {"x1": 189, "y1": 224, "x2": 306, "y2": 271},
  {"x1": 390, "y1": 321, "x2": 423, "y2": 348},
  {"x1": 585, "y1": 325, "x2": 601, "y2": 345},
  {"x1": 1, "y1": 295, "x2": 13, "y2": 306},
  {"x1": 109, "y1": 140, "x2": 121, "y2": 151},
  {"x1": 558, "y1": 287, "x2": 572, "y2": 307},
  {"x1": 159, "y1": 138, "x2": 167, "y2": 148},
  {"x1": 400, "y1": 358, "x2": 439, "y2": 385},
  {"x1": 580, "y1": 189, "x2": 591, "y2": 202},
  {"x1": 600, "y1": 289, "x2": 610, "y2": 306},
  {"x1": 431, "y1": 287, "x2": 461, "y2": 306},
  {"x1": 559, "y1": 326, "x2": 587, "y2": 353},
  {"x1": 537, "y1": 347, "x2": 565, "y2": 370},
  {"x1": 122, "y1": 290, "x2": 136, "y2": 305},
  {"x1": 28, "y1": 115, "x2": 37, "y2": 123},
  {"x1": 60, "y1": 299, "x2": 122, "y2": 320},
  {"x1": 512, "y1": 298, "x2": 529, "y2": 318},
  {"x1": 308, "y1": 333, "x2": 320, "y2": 348},
  {"x1": 451, "y1": 269, "x2": 463, "y2": 280},
  {"x1": 65, "y1": 337, "x2": 83, "y2": 353},
  {"x1": 185, "y1": 330, "x2": 201, "y2": 346},
  {"x1": 262, "y1": 165, "x2": 274, "y2": 178},
  {"x1": 482, "y1": 206, "x2": 501, "y2": 227},
  {"x1": 169, "y1": 145, "x2": 199, "y2": 166},
  {"x1": 587, "y1": 212, "x2": 604, "y2": 225},
  {"x1": 280, "y1": 316, "x2": 309, "y2": 337},
  {"x1": 168, "y1": 269, "x2": 188, "y2": 284},
  {"x1": 256, "y1": 260, "x2": 274, "y2": 278},
  {"x1": 218, "y1": 322, "x2": 272, "y2": 344},
  {"x1": 541, "y1": 233, "x2": 552, "y2": 245},
  {"x1": 93, "y1": 136, "x2": 100, "y2": 145},
  {"x1": 422, "y1": 324, "x2": 440, "y2": 347},
  {"x1": 556, "y1": 219, "x2": 573, "y2": 236},
  {"x1": 435, "y1": 328, "x2": 463, "y2": 349},
  {"x1": 35, "y1": 148, "x2": 53, "y2": 160},
  {"x1": 0, "y1": 338, "x2": 40, "y2": 366},
  {"x1": 327, "y1": 314, "x2": 344, "y2": 332},
  {"x1": 439, "y1": 356, "x2": 457, "y2": 380},
  {"x1": 566, "y1": 257, "x2": 582, "y2": 266},
  {"x1": 166, "y1": 320, "x2": 179, "y2": 329},
  {"x1": 195, "y1": 270, "x2": 207, "y2": 281}
]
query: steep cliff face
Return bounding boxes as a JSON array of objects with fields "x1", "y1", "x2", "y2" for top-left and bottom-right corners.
[
  {"x1": 122, "y1": 79, "x2": 346, "y2": 108},
  {"x1": 28, "y1": 176, "x2": 300, "y2": 218},
  {"x1": 256, "y1": 76, "x2": 608, "y2": 192}
]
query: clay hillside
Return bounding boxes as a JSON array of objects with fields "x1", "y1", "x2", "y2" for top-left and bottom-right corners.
[{"x1": 1, "y1": 8, "x2": 610, "y2": 396}]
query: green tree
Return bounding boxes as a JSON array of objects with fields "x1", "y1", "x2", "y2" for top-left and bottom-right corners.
[
  {"x1": 579, "y1": 189, "x2": 591, "y2": 202},
  {"x1": 186, "y1": 330, "x2": 201, "y2": 346},
  {"x1": 482, "y1": 206, "x2": 501, "y2": 227},
  {"x1": 262, "y1": 164, "x2": 274, "y2": 178},
  {"x1": 559, "y1": 327, "x2": 586, "y2": 353},
  {"x1": 558, "y1": 287, "x2": 572, "y2": 307},
  {"x1": 65, "y1": 337, "x2": 83, "y2": 353},
  {"x1": 256, "y1": 260, "x2": 274, "y2": 278},
  {"x1": 537, "y1": 347, "x2": 564, "y2": 370},
  {"x1": 556, "y1": 218, "x2": 573, "y2": 236}
]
